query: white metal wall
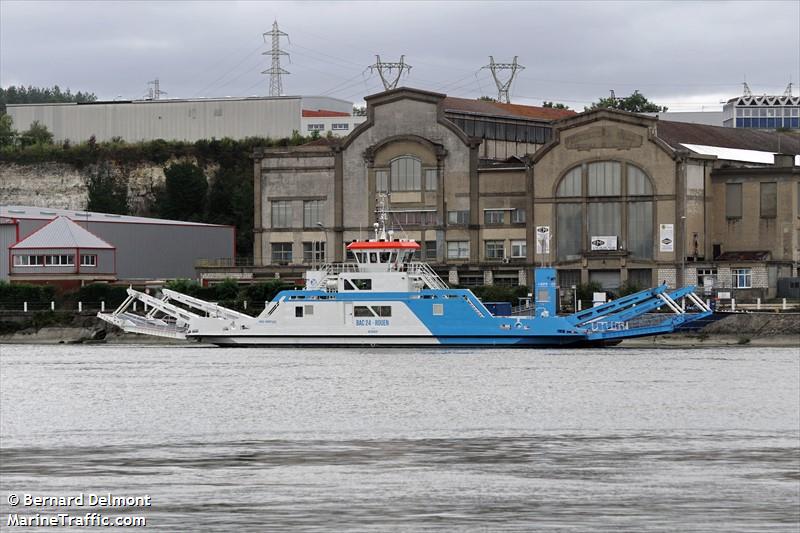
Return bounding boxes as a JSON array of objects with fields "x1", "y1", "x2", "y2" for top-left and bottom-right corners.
[{"x1": 7, "y1": 97, "x2": 304, "y2": 143}]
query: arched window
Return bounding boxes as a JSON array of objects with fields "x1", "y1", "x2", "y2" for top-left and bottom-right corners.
[
  {"x1": 390, "y1": 156, "x2": 422, "y2": 191},
  {"x1": 555, "y1": 161, "x2": 655, "y2": 261}
]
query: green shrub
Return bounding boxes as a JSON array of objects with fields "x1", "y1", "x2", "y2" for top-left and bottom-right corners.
[{"x1": 0, "y1": 282, "x2": 55, "y2": 308}]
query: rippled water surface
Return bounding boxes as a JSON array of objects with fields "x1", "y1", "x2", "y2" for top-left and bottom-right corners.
[{"x1": 1, "y1": 344, "x2": 798, "y2": 531}]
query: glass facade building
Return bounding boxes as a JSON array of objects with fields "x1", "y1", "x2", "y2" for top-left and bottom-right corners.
[{"x1": 722, "y1": 94, "x2": 800, "y2": 129}]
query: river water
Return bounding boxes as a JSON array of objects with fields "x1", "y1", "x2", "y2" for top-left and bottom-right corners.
[{"x1": 0, "y1": 344, "x2": 798, "y2": 531}]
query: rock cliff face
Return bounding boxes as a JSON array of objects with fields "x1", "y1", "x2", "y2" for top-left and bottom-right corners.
[{"x1": 0, "y1": 159, "x2": 214, "y2": 212}]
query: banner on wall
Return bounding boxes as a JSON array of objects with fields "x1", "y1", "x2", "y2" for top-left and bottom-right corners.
[
  {"x1": 590, "y1": 236, "x2": 617, "y2": 251},
  {"x1": 660, "y1": 224, "x2": 674, "y2": 252},
  {"x1": 535, "y1": 226, "x2": 550, "y2": 254}
]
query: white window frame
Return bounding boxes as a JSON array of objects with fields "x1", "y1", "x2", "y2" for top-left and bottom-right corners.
[
  {"x1": 80, "y1": 254, "x2": 97, "y2": 267},
  {"x1": 732, "y1": 268, "x2": 752, "y2": 289},
  {"x1": 331, "y1": 123, "x2": 349, "y2": 131},
  {"x1": 307, "y1": 123, "x2": 325, "y2": 131},
  {"x1": 511, "y1": 240, "x2": 527, "y2": 258}
]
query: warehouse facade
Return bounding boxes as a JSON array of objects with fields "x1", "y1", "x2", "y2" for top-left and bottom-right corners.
[
  {"x1": 239, "y1": 87, "x2": 799, "y2": 300},
  {"x1": 6, "y1": 95, "x2": 360, "y2": 143},
  {"x1": 1, "y1": 206, "x2": 234, "y2": 287}
]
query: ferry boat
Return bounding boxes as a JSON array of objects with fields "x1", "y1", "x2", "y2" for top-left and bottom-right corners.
[{"x1": 98, "y1": 199, "x2": 712, "y2": 347}]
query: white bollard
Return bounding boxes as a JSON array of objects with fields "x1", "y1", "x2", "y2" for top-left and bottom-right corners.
[
  {"x1": 264, "y1": 301, "x2": 268, "y2": 309},
  {"x1": 681, "y1": 298, "x2": 685, "y2": 311},
  {"x1": 23, "y1": 301, "x2": 28, "y2": 313},
  {"x1": 51, "y1": 301, "x2": 55, "y2": 311},
  {"x1": 706, "y1": 299, "x2": 710, "y2": 309},
  {"x1": 756, "y1": 298, "x2": 761, "y2": 310},
  {"x1": 101, "y1": 301, "x2": 105, "y2": 312},
  {"x1": 243, "y1": 300, "x2": 247, "y2": 310},
  {"x1": 577, "y1": 300, "x2": 582, "y2": 311},
  {"x1": 782, "y1": 298, "x2": 787, "y2": 310},
  {"x1": 133, "y1": 301, "x2": 137, "y2": 312},
  {"x1": 731, "y1": 298, "x2": 736, "y2": 312},
  {"x1": 78, "y1": 301, "x2": 82, "y2": 312}
]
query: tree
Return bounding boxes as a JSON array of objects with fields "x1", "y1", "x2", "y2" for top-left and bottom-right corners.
[
  {"x1": 161, "y1": 162, "x2": 208, "y2": 221},
  {"x1": 0, "y1": 114, "x2": 15, "y2": 147},
  {"x1": 1, "y1": 85, "x2": 97, "y2": 114},
  {"x1": 478, "y1": 96, "x2": 498, "y2": 102},
  {"x1": 20, "y1": 120, "x2": 54, "y2": 145},
  {"x1": 85, "y1": 162, "x2": 129, "y2": 215},
  {"x1": 543, "y1": 101, "x2": 570, "y2": 110},
  {"x1": 586, "y1": 90, "x2": 667, "y2": 113},
  {"x1": 352, "y1": 106, "x2": 366, "y2": 116}
]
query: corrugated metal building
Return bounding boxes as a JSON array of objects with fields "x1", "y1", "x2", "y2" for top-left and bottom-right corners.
[
  {"x1": 6, "y1": 95, "x2": 353, "y2": 143},
  {"x1": 1, "y1": 206, "x2": 234, "y2": 283}
]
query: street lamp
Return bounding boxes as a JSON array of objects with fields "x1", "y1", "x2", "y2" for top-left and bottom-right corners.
[{"x1": 317, "y1": 222, "x2": 328, "y2": 264}]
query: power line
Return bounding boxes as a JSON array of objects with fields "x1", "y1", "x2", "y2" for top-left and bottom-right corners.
[{"x1": 193, "y1": 43, "x2": 264, "y2": 97}]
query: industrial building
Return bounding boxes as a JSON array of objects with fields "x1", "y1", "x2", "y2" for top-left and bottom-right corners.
[
  {"x1": 214, "y1": 87, "x2": 799, "y2": 302},
  {"x1": 722, "y1": 85, "x2": 799, "y2": 129},
  {"x1": 1, "y1": 206, "x2": 234, "y2": 288},
  {"x1": 5, "y1": 95, "x2": 363, "y2": 143}
]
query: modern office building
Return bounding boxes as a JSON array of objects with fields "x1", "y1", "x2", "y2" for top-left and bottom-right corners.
[{"x1": 722, "y1": 84, "x2": 800, "y2": 129}]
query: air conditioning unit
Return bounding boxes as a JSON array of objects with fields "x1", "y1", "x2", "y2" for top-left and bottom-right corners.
[{"x1": 502, "y1": 257, "x2": 510, "y2": 264}]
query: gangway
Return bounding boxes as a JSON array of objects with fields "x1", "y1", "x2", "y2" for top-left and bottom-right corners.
[{"x1": 561, "y1": 284, "x2": 712, "y2": 341}]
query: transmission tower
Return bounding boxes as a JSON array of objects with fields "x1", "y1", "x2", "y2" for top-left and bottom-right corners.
[
  {"x1": 146, "y1": 79, "x2": 167, "y2": 100},
  {"x1": 369, "y1": 55, "x2": 411, "y2": 91},
  {"x1": 742, "y1": 81, "x2": 752, "y2": 97},
  {"x1": 481, "y1": 56, "x2": 524, "y2": 103},
  {"x1": 262, "y1": 20, "x2": 290, "y2": 97}
]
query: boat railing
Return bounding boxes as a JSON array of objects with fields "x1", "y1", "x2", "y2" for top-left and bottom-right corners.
[{"x1": 401, "y1": 262, "x2": 449, "y2": 290}]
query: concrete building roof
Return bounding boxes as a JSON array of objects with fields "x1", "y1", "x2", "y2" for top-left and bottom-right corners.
[
  {"x1": 11, "y1": 216, "x2": 114, "y2": 249},
  {"x1": 0, "y1": 205, "x2": 231, "y2": 227},
  {"x1": 443, "y1": 96, "x2": 576, "y2": 121},
  {"x1": 656, "y1": 120, "x2": 800, "y2": 154}
]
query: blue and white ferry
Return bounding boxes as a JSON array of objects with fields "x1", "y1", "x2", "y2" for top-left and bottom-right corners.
[{"x1": 99, "y1": 202, "x2": 712, "y2": 347}]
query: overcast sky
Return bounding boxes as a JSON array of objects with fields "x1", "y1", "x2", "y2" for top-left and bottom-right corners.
[{"x1": 1, "y1": 0, "x2": 798, "y2": 111}]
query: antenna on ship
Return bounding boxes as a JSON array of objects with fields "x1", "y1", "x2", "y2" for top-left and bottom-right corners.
[{"x1": 375, "y1": 193, "x2": 389, "y2": 240}]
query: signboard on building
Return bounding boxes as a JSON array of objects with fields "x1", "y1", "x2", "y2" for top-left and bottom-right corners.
[
  {"x1": 660, "y1": 224, "x2": 674, "y2": 252},
  {"x1": 590, "y1": 236, "x2": 617, "y2": 251},
  {"x1": 535, "y1": 226, "x2": 550, "y2": 254}
]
